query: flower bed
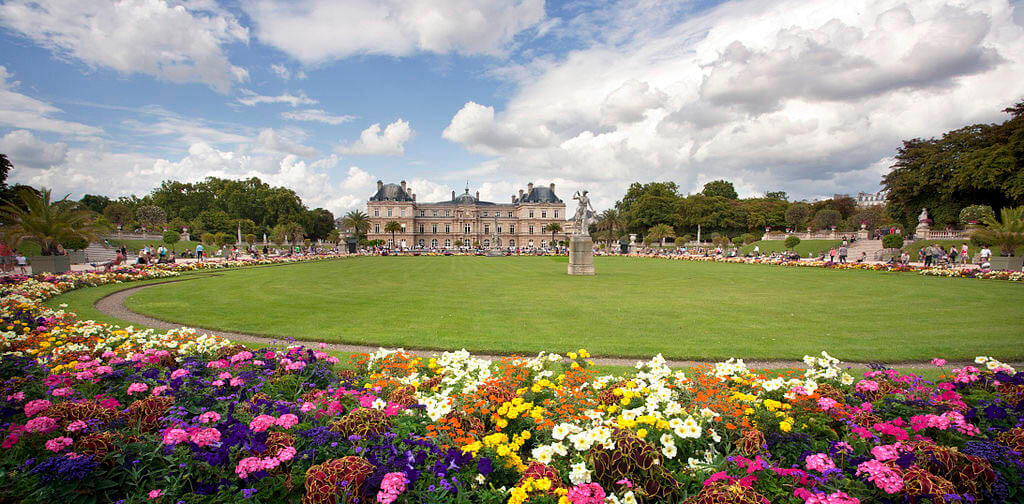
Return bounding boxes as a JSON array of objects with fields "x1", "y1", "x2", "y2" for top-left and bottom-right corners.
[{"x1": 2, "y1": 254, "x2": 1023, "y2": 503}]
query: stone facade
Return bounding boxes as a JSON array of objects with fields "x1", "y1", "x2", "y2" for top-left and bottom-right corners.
[{"x1": 366, "y1": 181, "x2": 569, "y2": 249}]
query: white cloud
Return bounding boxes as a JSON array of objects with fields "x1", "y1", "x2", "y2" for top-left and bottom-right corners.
[
  {"x1": 236, "y1": 89, "x2": 317, "y2": 107},
  {"x1": 0, "y1": 0, "x2": 249, "y2": 93},
  {"x1": 282, "y1": 109, "x2": 356, "y2": 125},
  {"x1": 242, "y1": 0, "x2": 545, "y2": 63},
  {"x1": 442, "y1": 0, "x2": 1024, "y2": 208},
  {"x1": 0, "y1": 66, "x2": 103, "y2": 137},
  {"x1": 337, "y1": 119, "x2": 413, "y2": 155},
  {"x1": 254, "y1": 128, "x2": 317, "y2": 157},
  {"x1": 125, "y1": 115, "x2": 251, "y2": 146},
  {"x1": 0, "y1": 130, "x2": 69, "y2": 169}
]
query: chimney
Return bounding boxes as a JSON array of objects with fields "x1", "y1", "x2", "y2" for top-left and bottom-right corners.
[
  {"x1": 550, "y1": 182, "x2": 555, "y2": 192},
  {"x1": 406, "y1": 185, "x2": 411, "y2": 196},
  {"x1": 452, "y1": 190, "x2": 456, "y2": 200},
  {"x1": 512, "y1": 195, "x2": 516, "y2": 203},
  {"x1": 476, "y1": 191, "x2": 480, "y2": 200},
  {"x1": 528, "y1": 182, "x2": 534, "y2": 192},
  {"x1": 400, "y1": 180, "x2": 407, "y2": 192},
  {"x1": 519, "y1": 189, "x2": 524, "y2": 200},
  {"x1": 377, "y1": 180, "x2": 383, "y2": 191}
]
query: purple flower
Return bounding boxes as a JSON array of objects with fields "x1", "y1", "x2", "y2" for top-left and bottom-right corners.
[{"x1": 477, "y1": 457, "x2": 493, "y2": 476}]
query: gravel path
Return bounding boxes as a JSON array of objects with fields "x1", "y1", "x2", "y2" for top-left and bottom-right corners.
[{"x1": 93, "y1": 278, "x2": 1018, "y2": 371}]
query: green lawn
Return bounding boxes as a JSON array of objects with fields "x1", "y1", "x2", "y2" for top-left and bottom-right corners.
[
  {"x1": 118, "y1": 256, "x2": 1024, "y2": 362},
  {"x1": 740, "y1": 239, "x2": 842, "y2": 257}
]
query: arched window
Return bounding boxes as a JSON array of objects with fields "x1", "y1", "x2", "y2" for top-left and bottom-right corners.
[
  {"x1": 418, "y1": 239, "x2": 424, "y2": 247},
  {"x1": 528, "y1": 240, "x2": 534, "y2": 247},
  {"x1": 509, "y1": 239, "x2": 515, "y2": 247},
  {"x1": 431, "y1": 239, "x2": 438, "y2": 248},
  {"x1": 444, "y1": 239, "x2": 451, "y2": 248}
]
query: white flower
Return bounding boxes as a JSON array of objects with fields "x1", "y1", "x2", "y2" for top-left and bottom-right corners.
[
  {"x1": 841, "y1": 373, "x2": 854, "y2": 385},
  {"x1": 475, "y1": 474, "x2": 486, "y2": 485},
  {"x1": 975, "y1": 356, "x2": 988, "y2": 364},
  {"x1": 661, "y1": 443, "x2": 678, "y2": 459},
  {"x1": 552, "y1": 423, "x2": 572, "y2": 441},
  {"x1": 623, "y1": 491, "x2": 638, "y2": 504},
  {"x1": 660, "y1": 433, "x2": 674, "y2": 446}
]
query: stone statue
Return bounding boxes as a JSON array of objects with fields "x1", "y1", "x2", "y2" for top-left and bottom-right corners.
[
  {"x1": 918, "y1": 208, "x2": 929, "y2": 223},
  {"x1": 572, "y1": 190, "x2": 594, "y2": 235}
]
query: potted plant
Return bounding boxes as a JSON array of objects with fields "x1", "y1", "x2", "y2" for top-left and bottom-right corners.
[
  {"x1": 0, "y1": 188, "x2": 108, "y2": 273},
  {"x1": 973, "y1": 206, "x2": 1024, "y2": 271}
]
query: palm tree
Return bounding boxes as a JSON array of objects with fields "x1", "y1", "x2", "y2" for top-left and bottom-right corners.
[
  {"x1": 384, "y1": 220, "x2": 402, "y2": 250},
  {"x1": 597, "y1": 208, "x2": 624, "y2": 247},
  {"x1": 646, "y1": 223, "x2": 675, "y2": 247},
  {"x1": 0, "y1": 188, "x2": 108, "y2": 255},
  {"x1": 974, "y1": 206, "x2": 1024, "y2": 256},
  {"x1": 342, "y1": 210, "x2": 370, "y2": 240},
  {"x1": 544, "y1": 222, "x2": 562, "y2": 248}
]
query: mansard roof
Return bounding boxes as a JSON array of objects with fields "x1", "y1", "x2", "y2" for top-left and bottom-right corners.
[
  {"x1": 369, "y1": 183, "x2": 413, "y2": 202},
  {"x1": 520, "y1": 186, "x2": 562, "y2": 203}
]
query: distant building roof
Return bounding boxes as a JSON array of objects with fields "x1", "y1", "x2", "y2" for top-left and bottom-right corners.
[
  {"x1": 369, "y1": 183, "x2": 413, "y2": 202},
  {"x1": 520, "y1": 186, "x2": 562, "y2": 203}
]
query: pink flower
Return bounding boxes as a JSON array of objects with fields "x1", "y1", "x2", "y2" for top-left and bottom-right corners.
[
  {"x1": 804, "y1": 491, "x2": 860, "y2": 504},
  {"x1": 275, "y1": 414, "x2": 299, "y2": 429},
  {"x1": 24, "y1": 416, "x2": 57, "y2": 433},
  {"x1": 211, "y1": 380, "x2": 225, "y2": 387},
  {"x1": 229, "y1": 351, "x2": 253, "y2": 363},
  {"x1": 74, "y1": 370, "x2": 95, "y2": 380},
  {"x1": 855, "y1": 380, "x2": 879, "y2": 393},
  {"x1": 24, "y1": 399, "x2": 52, "y2": 417},
  {"x1": 249, "y1": 415, "x2": 276, "y2": 433},
  {"x1": 51, "y1": 387, "x2": 75, "y2": 397},
  {"x1": 285, "y1": 361, "x2": 306, "y2": 371},
  {"x1": 318, "y1": 343, "x2": 328, "y2": 349},
  {"x1": 817, "y1": 397, "x2": 838, "y2": 411},
  {"x1": 66, "y1": 420, "x2": 88, "y2": 432},
  {"x1": 276, "y1": 446, "x2": 296, "y2": 462},
  {"x1": 931, "y1": 358, "x2": 946, "y2": 367},
  {"x1": 170, "y1": 369, "x2": 189, "y2": 380},
  {"x1": 856, "y1": 460, "x2": 903, "y2": 494},
  {"x1": 45, "y1": 436, "x2": 73, "y2": 452},
  {"x1": 189, "y1": 427, "x2": 221, "y2": 447},
  {"x1": 804, "y1": 453, "x2": 835, "y2": 472},
  {"x1": 229, "y1": 377, "x2": 245, "y2": 387},
  {"x1": 217, "y1": 372, "x2": 232, "y2": 380},
  {"x1": 152, "y1": 386, "x2": 169, "y2": 397},
  {"x1": 6, "y1": 391, "x2": 25, "y2": 402},
  {"x1": 147, "y1": 489, "x2": 163, "y2": 500},
  {"x1": 300, "y1": 402, "x2": 316, "y2": 413},
  {"x1": 377, "y1": 472, "x2": 408, "y2": 504},
  {"x1": 616, "y1": 479, "x2": 633, "y2": 488},
  {"x1": 566, "y1": 483, "x2": 605, "y2": 504},
  {"x1": 127, "y1": 382, "x2": 148, "y2": 395},
  {"x1": 162, "y1": 428, "x2": 189, "y2": 445},
  {"x1": 198, "y1": 411, "x2": 221, "y2": 424}
]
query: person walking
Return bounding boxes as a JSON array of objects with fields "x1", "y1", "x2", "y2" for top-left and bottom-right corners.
[
  {"x1": 828, "y1": 247, "x2": 836, "y2": 263},
  {"x1": 15, "y1": 251, "x2": 27, "y2": 274},
  {"x1": 196, "y1": 243, "x2": 204, "y2": 262},
  {"x1": 838, "y1": 244, "x2": 848, "y2": 264},
  {"x1": 960, "y1": 243, "x2": 970, "y2": 264}
]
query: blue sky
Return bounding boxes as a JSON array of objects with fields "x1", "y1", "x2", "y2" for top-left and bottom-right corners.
[{"x1": 1, "y1": 0, "x2": 1023, "y2": 214}]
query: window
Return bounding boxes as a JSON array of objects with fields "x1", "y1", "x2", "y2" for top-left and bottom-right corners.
[
  {"x1": 418, "y1": 239, "x2": 424, "y2": 247},
  {"x1": 509, "y1": 224, "x2": 515, "y2": 234},
  {"x1": 508, "y1": 211, "x2": 513, "y2": 218},
  {"x1": 374, "y1": 223, "x2": 380, "y2": 233},
  {"x1": 529, "y1": 210, "x2": 534, "y2": 218},
  {"x1": 432, "y1": 210, "x2": 437, "y2": 216},
  {"x1": 445, "y1": 210, "x2": 450, "y2": 216},
  {"x1": 432, "y1": 224, "x2": 437, "y2": 234},
  {"x1": 387, "y1": 208, "x2": 392, "y2": 217},
  {"x1": 387, "y1": 238, "x2": 394, "y2": 248},
  {"x1": 483, "y1": 239, "x2": 490, "y2": 247},
  {"x1": 400, "y1": 209, "x2": 405, "y2": 217},
  {"x1": 374, "y1": 209, "x2": 379, "y2": 217},
  {"x1": 483, "y1": 211, "x2": 488, "y2": 217},
  {"x1": 484, "y1": 225, "x2": 489, "y2": 234},
  {"x1": 444, "y1": 239, "x2": 451, "y2": 248},
  {"x1": 431, "y1": 239, "x2": 438, "y2": 248},
  {"x1": 542, "y1": 210, "x2": 547, "y2": 218},
  {"x1": 400, "y1": 224, "x2": 406, "y2": 231},
  {"x1": 419, "y1": 224, "x2": 424, "y2": 233},
  {"x1": 464, "y1": 224, "x2": 471, "y2": 234},
  {"x1": 419, "y1": 210, "x2": 424, "y2": 217},
  {"x1": 445, "y1": 224, "x2": 450, "y2": 233},
  {"x1": 529, "y1": 240, "x2": 534, "y2": 247},
  {"x1": 554, "y1": 210, "x2": 559, "y2": 218},
  {"x1": 509, "y1": 239, "x2": 515, "y2": 247},
  {"x1": 529, "y1": 225, "x2": 534, "y2": 234},
  {"x1": 497, "y1": 225, "x2": 502, "y2": 234}
]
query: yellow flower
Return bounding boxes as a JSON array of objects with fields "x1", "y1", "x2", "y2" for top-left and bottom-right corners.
[{"x1": 636, "y1": 428, "x2": 648, "y2": 438}]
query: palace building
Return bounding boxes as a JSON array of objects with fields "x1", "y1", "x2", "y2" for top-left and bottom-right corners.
[{"x1": 366, "y1": 180, "x2": 569, "y2": 249}]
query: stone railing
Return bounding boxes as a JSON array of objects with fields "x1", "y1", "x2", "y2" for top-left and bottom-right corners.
[
  {"x1": 762, "y1": 230, "x2": 869, "y2": 241},
  {"x1": 917, "y1": 229, "x2": 970, "y2": 241}
]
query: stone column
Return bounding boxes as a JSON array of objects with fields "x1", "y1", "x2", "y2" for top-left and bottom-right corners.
[{"x1": 568, "y1": 235, "x2": 595, "y2": 275}]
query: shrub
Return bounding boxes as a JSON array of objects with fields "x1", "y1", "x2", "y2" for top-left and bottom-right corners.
[
  {"x1": 731, "y1": 236, "x2": 744, "y2": 246},
  {"x1": 882, "y1": 234, "x2": 904, "y2": 249},
  {"x1": 200, "y1": 233, "x2": 217, "y2": 246},
  {"x1": 218, "y1": 233, "x2": 234, "y2": 246},
  {"x1": 162, "y1": 230, "x2": 181, "y2": 246},
  {"x1": 244, "y1": 233, "x2": 257, "y2": 245},
  {"x1": 60, "y1": 236, "x2": 89, "y2": 251},
  {"x1": 813, "y1": 209, "x2": 842, "y2": 230},
  {"x1": 784, "y1": 236, "x2": 801, "y2": 250},
  {"x1": 959, "y1": 205, "x2": 995, "y2": 225}
]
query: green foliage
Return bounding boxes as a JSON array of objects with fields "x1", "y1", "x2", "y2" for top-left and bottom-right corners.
[
  {"x1": 341, "y1": 210, "x2": 370, "y2": 240},
  {"x1": 882, "y1": 234, "x2": 904, "y2": 249},
  {"x1": 765, "y1": 191, "x2": 788, "y2": 201},
  {"x1": 784, "y1": 235, "x2": 801, "y2": 250},
  {"x1": 0, "y1": 188, "x2": 108, "y2": 256},
  {"x1": 851, "y1": 205, "x2": 888, "y2": 231},
  {"x1": 136, "y1": 204, "x2": 166, "y2": 230},
  {"x1": 701, "y1": 179, "x2": 738, "y2": 199},
  {"x1": 785, "y1": 203, "x2": 809, "y2": 229},
  {"x1": 742, "y1": 233, "x2": 756, "y2": 245},
  {"x1": 200, "y1": 232, "x2": 217, "y2": 246},
  {"x1": 77, "y1": 194, "x2": 111, "y2": 213},
  {"x1": 646, "y1": 223, "x2": 675, "y2": 245},
  {"x1": 102, "y1": 202, "x2": 131, "y2": 227},
  {"x1": 973, "y1": 206, "x2": 1024, "y2": 256},
  {"x1": 884, "y1": 101, "x2": 1024, "y2": 230},
  {"x1": 244, "y1": 233, "x2": 258, "y2": 245},
  {"x1": 615, "y1": 181, "x2": 682, "y2": 233},
  {"x1": 731, "y1": 236, "x2": 744, "y2": 245},
  {"x1": 959, "y1": 204, "x2": 995, "y2": 225},
  {"x1": 162, "y1": 230, "x2": 181, "y2": 246},
  {"x1": 60, "y1": 235, "x2": 89, "y2": 250},
  {"x1": 218, "y1": 233, "x2": 234, "y2": 246},
  {"x1": 812, "y1": 209, "x2": 842, "y2": 230}
]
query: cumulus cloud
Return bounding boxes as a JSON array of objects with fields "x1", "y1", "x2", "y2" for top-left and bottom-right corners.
[
  {"x1": 0, "y1": 66, "x2": 103, "y2": 137},
  {"x1": 241, "y1": 0, "x2": 546, "y2": 63},
  {"x1": 236, "y1": 89, "x2": 317, "y2": 107},
  {"x1": 336, "y1": 119, "x2": 413, "y2": 155},
  {"x1": 441, "y1": 0, "x2": 1024, "y2": 208},
  {"x1": 254, "y1": 128, "x2": 317, "y2": 157},
  {"x1": 0, "y1": 0, "x2": 249, "y2": 93},
  {"x1": 282, "y1": 109, "x2": 355, "y2": 125},
  {"x1": 0, "y1": 130, "x2": 69, "y2": 169}
]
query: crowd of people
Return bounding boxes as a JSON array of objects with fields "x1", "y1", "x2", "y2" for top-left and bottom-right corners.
[{"x1": 0, "y1": 241, "x2": 28, "y2": 275}]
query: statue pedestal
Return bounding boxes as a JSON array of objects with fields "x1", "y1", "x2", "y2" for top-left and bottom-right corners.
[{"x1": 568, "y1": 236, "x2": 594, "y2": 275}]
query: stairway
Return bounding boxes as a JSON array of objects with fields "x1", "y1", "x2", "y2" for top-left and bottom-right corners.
[
  {"x1": 845, "y1": 238, "x2": 886, "y2": 262},
  {"x1": 83, "y1": 243, "x2": 136, "y2": 264}
]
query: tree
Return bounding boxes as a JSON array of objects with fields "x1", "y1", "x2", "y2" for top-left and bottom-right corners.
[
  {"x1": 646, "y1": 223, "x2": 675, "y2": 246},
  {"x1": 0, "y1": 188, "x2": 108, "y2": 256},
  {"x1": 765, "y1": 191, "x2": 788, "y2": 201},
  {"x1": 454, "y1": 239, "x2": 464, "y2": 248},
  {"x1": 701, "y1": 180, "x2": 738, "y2": 199},
  {"x1": 78, "y1": 194, "x2": 111, "y2": 213},
  {"x1": 342, "y1": 210, "x2": 370, "y2": 240},
  {"x1": 163, "y1": 230, "x2": 181, "y2": 249},
  {"x1": 973, "y1": 206, "x2": 1024, "y2": 256},
  {"x1": 244, "y1": 233, "x2": 258, "y2": 245},
  {"x1": 851, "y1": 205, "x2": 888, "y2": 231},
  {"x1": 544, "y1": 222, "x2": 562, "y2": 245},
  {"x1": 0, "y1": 153, "x2": 10, "y2": 190},
  {"x1": 813, "y1": 209, "x2": 842, "y2": 230},
  {"x1": 326, "y1": 229, "x2": 341, "y2": 244},
  {"x1": 136, "y1": 205, "x2": 167, "y2": 230},
  {"x1": 103, "y1": 202, "x2": 131, "y2": 228},
  {"x1": 201, "y1": 233, "x2": 217, "y2": 247},
  {"x1": 784, "y1": 235, "x2": 801, "y2": 250},
  {"x1": 384, "y1": 220, "x2": 402, "y2": 249},
  {"x1": 785, "y1": 203, "x2": 809, "y2": 229},
  {"x1": 302, "y1": 208, "x2": 335, "y2": 241},
  {"x1": 596, "y1": 208, "x2": 625, "y2": 246},
  {"x1": 616, "y1": 181, "x2": 682, "y2": 233},
  {"x1": 959, "y1": 205, "x2": 995, "y2": 225}
]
